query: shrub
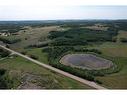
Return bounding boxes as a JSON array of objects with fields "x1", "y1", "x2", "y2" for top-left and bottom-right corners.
[
  {"x1": 0, "y1": 48, "x2": 10, "y2": 58},
  {"x1": 29, "y1": 54, "x2": 38, "y2": 60},
  {"x1": 20, "y1": 51, "x2": 27, "y2": 55},
  {"x1": 120, "y1": 38, "x2": 127, "y2": 42}
]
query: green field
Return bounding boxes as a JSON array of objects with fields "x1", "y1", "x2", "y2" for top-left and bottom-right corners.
[
  {"x1": 91, "y1": 42, "x2": 127, "y2": 89},
  {"x1": 26, "y1": 48, "x2": 48, "y2": 63}
]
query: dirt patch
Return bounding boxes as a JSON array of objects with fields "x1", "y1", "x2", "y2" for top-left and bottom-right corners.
[
  {"x1": 17, "y1": 73, "x2": 42, "y2": 89},
  {"x1": 60, "y1": 54, "x2": 113, "y2": 70},
  {"x1": 17, "y1": 73, "x2": 61, "y2": 89}
]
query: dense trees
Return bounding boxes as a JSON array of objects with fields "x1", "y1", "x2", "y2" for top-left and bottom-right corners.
[
  {"x1": 73, "y1": 48, "x2": 102, "y2": 54},
  {"x1": 42, "y1": 46, "x2": 73, "y2": 60},
  {"x1": 48, "y1": 28, "x2": 118, "y2": 46},
  {"x1": 51, "y1": 37, "x2": 88, "y2": 46},
  {"x1": 0, "y1": 69, "x2": 14, "y2": 89},
  {"x1": 0, "y1": 37, "x2": 21, "y2": 44},
  {"x1": 27, "y1": 42, "x2": 49, "y2": 48}
]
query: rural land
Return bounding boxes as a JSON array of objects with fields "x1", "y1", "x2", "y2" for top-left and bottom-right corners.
[{"x1": 0, "y1": 20, "x2": 127, "y2": 89}]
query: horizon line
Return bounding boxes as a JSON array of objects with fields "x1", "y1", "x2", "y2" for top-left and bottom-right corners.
[{"x1": 0, "y1": 19, "x2": 127, "y2": 21}]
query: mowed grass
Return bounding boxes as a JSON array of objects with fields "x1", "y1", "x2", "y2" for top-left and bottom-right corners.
[
  {"x1": 92, "y1": 42, "x2": 127, "y2": 89},
  {"x1": 0, "y1": 55, "x2": 92, "y2": 89}
]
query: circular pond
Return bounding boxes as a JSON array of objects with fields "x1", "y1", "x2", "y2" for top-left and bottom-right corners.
[{"x1": 60, "y1": 54, "x2": 113, "y2": 70}]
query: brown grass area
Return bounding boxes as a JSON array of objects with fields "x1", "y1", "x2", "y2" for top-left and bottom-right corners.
[{"x1": 9, "y1": 26, "x2": 65, "y2": 51}]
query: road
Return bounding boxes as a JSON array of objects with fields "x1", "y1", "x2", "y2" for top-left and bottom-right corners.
[{"x1": 0, "y1": 45, "x2": 107, "y2": 89}]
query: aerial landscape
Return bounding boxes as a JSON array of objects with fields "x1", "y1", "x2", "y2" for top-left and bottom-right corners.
[{"x1": 0, "y1": 6, "x2": 127, "y2": 89}]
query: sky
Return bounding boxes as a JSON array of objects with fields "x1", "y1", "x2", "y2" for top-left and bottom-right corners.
[{"x1": 0, "y1": 0, "x2": 127, "y2": 20}]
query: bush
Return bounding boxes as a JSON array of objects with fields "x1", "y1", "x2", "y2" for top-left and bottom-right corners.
[
  {"x1": 95, "y1": 79, "x2": 103, "y2": 84},
  {"x1": 120, "y1": 38, "x2": 127, "y2": 42},
  {"x1": 0, "y1": 69, "x2": 6, "y2": 76},
  {"x1": 0, "y1": 48, "x2": 10, "y2": 58},
  {"x1": 112, "y1": 37, "x2": 117, "y2": 42},
  {"x1": 0, "y1": 69, "x2": 14, "y2": 89},
  {"x1": 73, "y1": 48, "x2": 102, "y2": 54},
  {"x1": 49, "y1": 62, "x2": 95, "y2": 82},
  {"x1": 20, "y1": 51, "x2": 27, "y2": 55},
  {"x1": 29, "y1": 54, "x2": 38, "y2": 60},
  {"x1": 0, "y1": 37, "x2": 21, "y2": 44}
]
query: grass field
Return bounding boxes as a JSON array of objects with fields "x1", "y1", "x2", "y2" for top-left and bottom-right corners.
[
  {"x1": 96, "y1": 58, "x2": 127, "y2": 89},
  {"x1": 26, "y1": 48, "x2": 48, "y2": 63},
  {"x1": 0, "y1": 55, "x2": 92, "y2": 89},
  {"x1": 91, "y1": 42, "x2": 127, "y2": 89},
  {"x1": 7, "y1": 26, "x2": 65, "y2": 51},
  {"x1": 100, "y1": 42, "x2": 127, "y2": 57},
  {"x1": 117, "y1": 30, "x2": 127, "y2": 43}
]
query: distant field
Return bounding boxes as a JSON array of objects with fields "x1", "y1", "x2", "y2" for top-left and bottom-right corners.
[
  {"x1": 98, "y1": 42, "x2": 127, "y2": 57},
  {"x1": 0, "y1": 55, "x2": 92, "y2": 89},
  {"x1": 117, "y1": 30, "x2": 127, "y2": 43},
  {"x1": 7, "y1": 26, "x2": 66, "y2": 51},
  {"x1": 82, "y1": 24, "x2": 109, "y2": 31}
]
